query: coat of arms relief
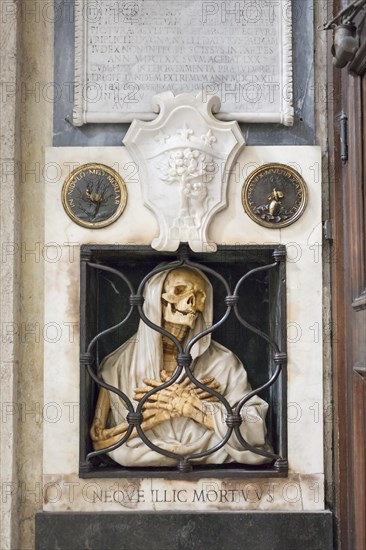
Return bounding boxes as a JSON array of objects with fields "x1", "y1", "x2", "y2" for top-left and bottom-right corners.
[{"x1": 124, "y1": 92, "x2": 245, "y2": 252}]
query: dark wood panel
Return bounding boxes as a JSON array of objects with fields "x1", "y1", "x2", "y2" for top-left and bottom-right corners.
[
  {"x1": 353, "y1": 366, "x2": 366, "y2": 550},
  {"x1": 329, "y1": 3, "x2": 366, "y2": 548}
]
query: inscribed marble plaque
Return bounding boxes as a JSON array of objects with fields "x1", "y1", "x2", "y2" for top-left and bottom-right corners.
[{"x1": 73, "y1": 0, "x2": 293, "y2": 126}]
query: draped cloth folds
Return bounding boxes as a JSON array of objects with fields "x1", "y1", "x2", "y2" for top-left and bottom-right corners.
[{"x1": 100, "y1": 268, "x2": 272, "y2": 466}]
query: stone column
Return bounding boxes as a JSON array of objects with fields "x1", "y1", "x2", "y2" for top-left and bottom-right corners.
[{"x1": 0, "y1": 1, "x2": 22, "y2": 549}]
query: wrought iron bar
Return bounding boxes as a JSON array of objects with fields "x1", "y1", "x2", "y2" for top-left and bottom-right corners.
[
  {"x1": 185, "y1": 307, "x2": 231, "y2": 353},
  {"x1": 86, "y1": 262, "x2": 135, "y2": 353},
  {"x1": 136, "y1": 260, "x2": 186, "y2": 350}
]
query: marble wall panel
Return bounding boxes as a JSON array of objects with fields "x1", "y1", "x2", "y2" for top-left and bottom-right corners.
[{"x1": 43, "y1": 145, "x2": 323, "y2": 510}]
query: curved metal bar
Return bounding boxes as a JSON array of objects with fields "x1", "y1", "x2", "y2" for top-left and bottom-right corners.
[
  {"x1": 87, "y1": 365, "x2": 186, "y2": 462},
  {"x1": 86, "y1": 262, "x2": 135, "y2": 353},
  {"x1": 135, "y1": 365, "x2": 184, "y2": 412},
  {"x1": 175, "y1": 363, "x2": 241, "y2": 460},
  {"x1": 183, "y1": 363, "x2": 233, "y2": 414},
  {"x1": 86, "y1": 362, "x2": 134, "y2": 413},
  {"x1": 137, "y1": 305, "x2": 183, "y2": 352},
  {"x1": 184, "y1": 259, "x2": 231, "y2": 296},
  {"x1": 86, "y1": 424, "x2": 135, "y2": 460},
  {"x1": 136, "y1": 259, "x2": 184, "y2": 296},
  {"x1": 136, "y1": 257, "x2": 234, "y2": 462},
  {"x1": 136, "y1": 260, "x2": 186, "y2": 351},
  {"x1": 183, "y1": 259, "x2": 234, "y2": 354},
  {"x1": 87, "y1": 307, "x2": 134, "y2": 354},
  {"x1": 84, "y1": 263, "x2": 138, "y2": 460},
  {"x1": 86, "y1": 260, "x2": 188, "y2": 464},
  {"x1": 133, "y1": 364, "x2": 233, "y2": 463},
  {"x1": 135, "y1": 366, "x2": 185, "y2": 461},
  {"x1": 133, "y1": 366, "x2": 188, "y2": 460},
  {"x1": 185, "y1": 306, "x2": 232, "y2": 354},
  {"x1": 232, "y1": 364, "x2": 283, "y2": 460},
  {"x1": 134, "y1": 425, "x2": 184, "y2": 461},
  {"x1": 187, "y1": 426, "x2": 234, "y2": 461},
  {"x1": 135, "y1": 383, "x2": 233, "y2": 462},
  {"x1": 233, "y1": 262, "x2": 278, "y2": 296},
  {"x1": 234, "y1": 305, "x2": 279, "y2": 353},
  {"x1": 232, "y1": 262, "x2": 279, "y2": 352},
  {"x1": 87, "y1": 364, "x2": 185, "y2": 462},
  {"x1": 235, "y1": 364, "x2": 282, "y2": 414},
  {"x1": 233, "y1": 426, "x2": 279, "y2": 460}
]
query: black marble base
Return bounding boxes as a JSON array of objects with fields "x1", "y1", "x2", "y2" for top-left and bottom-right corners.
[{"x1": 36, "y1": 511, "x2": 333, "y2": 550}]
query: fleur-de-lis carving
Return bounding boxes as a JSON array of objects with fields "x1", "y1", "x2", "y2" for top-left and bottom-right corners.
[
  {"x1": 177, "y1": 124, "x2": 194, "y2": 141},
  {"x1": 155, "y1": 131, "x2": 171, "y2": 144},
  {"x1": 201, "y1": 129, "x2": 217, "y2": 147}
]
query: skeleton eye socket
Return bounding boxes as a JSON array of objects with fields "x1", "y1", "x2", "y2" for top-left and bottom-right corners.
[{"x1": 174, "y1": 285, "x2": 187, "y2": 295}]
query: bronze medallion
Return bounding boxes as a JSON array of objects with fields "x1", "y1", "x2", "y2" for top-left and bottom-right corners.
[
  {"x1": 62, "y1": 163, "x2": 127, "y2": 228},
  {"x1": 242, "y1": 163, "x2": 308, "y2": 229}
]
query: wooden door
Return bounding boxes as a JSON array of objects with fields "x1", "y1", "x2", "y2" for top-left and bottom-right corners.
[{"x1": 329, "y1": 10, "x2": 366, "y2": 550}]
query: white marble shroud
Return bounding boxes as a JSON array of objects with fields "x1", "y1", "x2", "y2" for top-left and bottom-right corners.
[
  {"x1": 124, "y1": 92, "x2": 245, "y2": 252},
  {"x1": 43, "y1": 144, "x2": 323, "y2": 512}
]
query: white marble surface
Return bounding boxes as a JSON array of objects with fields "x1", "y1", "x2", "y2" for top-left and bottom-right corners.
[
  {"x1": 43, "y1": 144, "x2": 323, "y2": 509},
  {"x1": 123, "y1": 92, "x2": 245, "y2": 252},
  {"x1": 42, "y1": 474, "x2": 324, "y2": 512},
  {"x1": 73, "y1": 0, "x2": 293, "y2": 125}
]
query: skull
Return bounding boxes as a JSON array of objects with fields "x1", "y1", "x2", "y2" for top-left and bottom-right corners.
[{"x1": 161, "y1": 268, "x2": 207, "y2": 328}]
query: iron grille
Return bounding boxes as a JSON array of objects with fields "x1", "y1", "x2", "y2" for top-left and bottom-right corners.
[{"x1": 79, "y1": 245, "x2": 288, "y2": 478}]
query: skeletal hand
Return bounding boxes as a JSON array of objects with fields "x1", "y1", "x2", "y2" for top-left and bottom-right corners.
[
  {"x1": 134, "y1": 372, "x2": 221, "y2": 403},
  {"x1": 90, "y1": 417, "x2": 105, "y2": 442},
  {"x1": 133, "y1": 372, "x2": 220, "y2": 429},
  {"x1": 90, "y1": 373, "x2": 220, "y2": 448}
]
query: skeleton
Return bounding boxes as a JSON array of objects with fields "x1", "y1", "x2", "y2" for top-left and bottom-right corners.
[
  {"x1": 162, "y1": 268, "x2": 206, "y2": 328},
  {"x1": 91, "y1": 268, "x2": 221, "y2": 450},
  {"x1": 90, "y1": 267, "x2": 271, "y2": 466}
]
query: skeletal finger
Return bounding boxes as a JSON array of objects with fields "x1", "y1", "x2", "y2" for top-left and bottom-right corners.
[
  {"x1": 134, "y1": 385, "x2": 156, "y2": 393},
  {"x1": 146, "y1": 394, "x2": 170, "y2": 404},
  {"x1": 195, "y1": 390, "x2": 211, "y2": 398},
  {"x1": 143, "y1": 394, "x2": 158, "y2": 402},
  {"x1": 134, "y1": 392, "x2": 148, "y2": 400},
  {"x1": 200, "y1": 376, "x2": 215, "y2": 385},
  {"x1": 143, "y1": 402, "x2": 171, "y2": 410},
  {"x1": 106, "y1": 422, "x2": 128, "y2": 437},
  {"x1": 160, "y1": 370, "x2": 171, "y2": 382},
  {"x1": 142, "y1": 378, "x2": 162, "y2": 387},
  {"x1": 141, "y1": 410, "x2": 157, "y2": 421},
  {"x1": 155, "y1": 402, "x2": 172, "y2": 411},
  {"x1": 195, "y1": 388, "x2": 216, "y2": 397},
  {"x1": 195, "y1": 387, "x2": 208, "y2": 394},
  {"x1": 180, "y1": 377, "x2": 192, "y2": 388},
  {"x1": 194, "y1": 391, "x2": 220, "y2": 402}
]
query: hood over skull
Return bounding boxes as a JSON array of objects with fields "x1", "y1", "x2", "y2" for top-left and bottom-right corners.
[{"x1": 99, "y1": 265, "x2": 214, "y2": 403}]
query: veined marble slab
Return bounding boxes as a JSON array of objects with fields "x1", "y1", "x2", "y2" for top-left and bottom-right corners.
[
  {"x1": 43, "y1": 145, "x2": 323, "y2": 510},
  {"x1": 73, "y1": 0, "x2": 293, "y2": 125},
  {"x1": 42, "y1": 474, "x2": 324, "y2": 512}
]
